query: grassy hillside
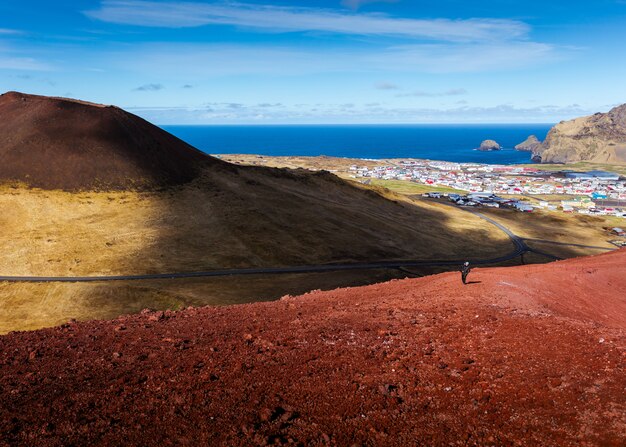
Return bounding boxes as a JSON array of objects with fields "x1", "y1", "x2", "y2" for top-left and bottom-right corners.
[
  {"x1": 0, "y1": 167, "x2": 508, "y2": 276},
  {"x1": 0, "y1": 165, "x2": 512, "y2": 333}
]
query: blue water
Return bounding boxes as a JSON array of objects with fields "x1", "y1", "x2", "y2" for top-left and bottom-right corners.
[{"x1": 161, "y1": 124, "x2": 553, "y2": 165}]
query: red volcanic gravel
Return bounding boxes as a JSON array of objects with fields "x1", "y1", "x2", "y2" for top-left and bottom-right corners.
[{"x1": 1, "y1": 251, "x2": 625, "y2": 446}]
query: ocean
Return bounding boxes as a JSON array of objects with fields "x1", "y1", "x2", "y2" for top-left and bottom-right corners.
[{"x1": 161, "y1": 124, "x2": 553, "y2": 165}]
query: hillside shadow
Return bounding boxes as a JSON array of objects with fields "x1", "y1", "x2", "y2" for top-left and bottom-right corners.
[
  {"x1": 148, "y1": 162, "x2": 610, "y2": 271},
  {"x1": 138, "y1": 164, "x2": 516, "y2": 272},
  {"x1": 1, "y1": 162, "x2": 604, "y2": 332}
]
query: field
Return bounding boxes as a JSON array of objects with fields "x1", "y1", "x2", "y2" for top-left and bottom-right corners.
[
  {"x1": 359, "y1": 179, "x2": 622, "y2": 260},
  {"x1": 474, "y1": 207, "x2": 618, "y2": 259},
  {"x1": 0, "y1": 171, "x2": 511, "y2": 333},
  {"x1": 518, "y1": 161, "x2": 626, "y2": 176},
  {"x1": 366, "y1": 179, "x2": 465, "y2": 195},
  {"x1": 3, "y1": 154, "x2": 623, "y2": 334},
  {"x1": 0, "y1": 270, "x2": 404, "y2": 334},
  {"x1": 215, "y1": 154, "x2": 381, "y2": 172}
]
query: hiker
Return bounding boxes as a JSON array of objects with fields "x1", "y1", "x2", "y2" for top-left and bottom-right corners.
[{"x1": 461, "y1": 261, "x2": 471, "y2": 284}]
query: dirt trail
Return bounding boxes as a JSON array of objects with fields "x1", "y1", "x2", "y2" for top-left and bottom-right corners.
[{"x1": 1, "y1": 250, "x2": 625, "y2": 446}]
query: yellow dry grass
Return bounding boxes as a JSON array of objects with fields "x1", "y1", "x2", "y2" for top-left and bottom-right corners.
[
  {"x1": 477, "y1": 208, "x2": 618, "y2": 259},
  {"x1": 0, "y1": 167, "x2": 512, "y2": 333},
  {"x1": 0, "y1": 270, "x2": 402, "y2": 334},
  {"x1": 366, "y1": 179, "x2": 465, "y2": 195},
  {"x1": 518, "y1": 162, "x2": 626, "y2": 176},
  {"x1": 0, "y1": 188, "x2": 158, "y2": 276},
  {"x1": 2, "y1": 154, "x2": 622, "y2": 335}
]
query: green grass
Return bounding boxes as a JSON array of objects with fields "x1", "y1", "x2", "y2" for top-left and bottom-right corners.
[
  {"x1": 518, "y1": 162, "x2": 626, "y2": 176},
  {"x1": 520, "y1": 194, "x2": 578, "y2": 203},
  {"x1": 368, "y1": 179, "x2": 466, "y2": 195}
]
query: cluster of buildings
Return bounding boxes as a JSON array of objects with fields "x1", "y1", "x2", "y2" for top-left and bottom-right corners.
[
  {"x1": 423, "y1": 191, "x2": 534, "y2": 212},
  {"x1": 349, "y1": 160, "x2": 626, "y2": 218}
]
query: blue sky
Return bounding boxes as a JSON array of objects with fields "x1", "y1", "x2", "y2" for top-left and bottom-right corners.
[{"x1": 2, "y1": 0, "x2": 626, "y2": 124}]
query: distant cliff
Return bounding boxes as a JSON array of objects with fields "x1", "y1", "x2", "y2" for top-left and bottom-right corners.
[{"x1": 533, "y1": 104, "x2": 626, "y2": 163}]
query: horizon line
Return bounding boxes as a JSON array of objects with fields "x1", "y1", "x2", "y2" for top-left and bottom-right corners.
[{"x1": 157, "y1": 122, "x2": 557, "y2": 126}]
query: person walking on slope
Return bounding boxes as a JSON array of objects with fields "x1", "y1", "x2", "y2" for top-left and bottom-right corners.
[{"x1": 461, "y1": 261, "x2": 471, "y2": 285}]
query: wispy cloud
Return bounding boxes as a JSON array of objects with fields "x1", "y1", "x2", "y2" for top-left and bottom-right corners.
[
  {"x1": 0, "y1": 29, "x2": 22, "y2": 35},
  {"x1": 127, "y1": 102, "x2": 592, "y2": 125},
  {"x1": 0, "y1": 39, "x2": 54, "y2": 71},
  {"x1": 8, "y1": 74, "x2": 59, "y2": 86},
  {"x1": 0, "y1": 56, "x2": 50, "y2": 71},
  {"x1": 133, "y1": 83, "x2": 164, "y2": 91},
  {"x1": 112, "y1": 44, "x2": 344, "y2": 77},
  {"x1": 369, "y1": 42, "x2": 560, "y2": 73},
  {"x1": 396, "y1": 88, "x2": 467, "y2": 97},
  {"x1": 341, "y1": 0, "x2": 399, "y2": 11},
  {"x1": 86, "y1": 1, "x2": 529, "y2": 42},
  {"x1": 375, "y1": 81, "x2": 399, "y2": 90},
  {"x1": 108, "y1": 40, "x2": 561, "y2": 78},
  {"x1": 0, "y1": 45, "x2": 52, "y2": 71}
]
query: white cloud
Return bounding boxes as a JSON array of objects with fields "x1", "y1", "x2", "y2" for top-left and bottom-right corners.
[
  {"x1": 396, "y1": 88, "x2": 468, "y2": 97},
  {"x1": 86, "y1": 1, "x2": 529, "y2": 42},
  {"x1": 375, "y1": 81, "x2": 399, "y2": 90},
  {"x1": 127, "y1": 102, "x2": 593, "y2": 125},
  {"x1": 0, "y1": 56, "x2": 50, "y2": 71},
  {"x1": 106, "y1": 40, "x2": 561, "y2": 78},
  {"x1": 133, "y1": 83, "x2": 164, "y2": 91},
  {"x1": 369, "y1": 42, "x2": 560, "y2": 73},
  {"x1": 113, "y1": 44, "x2": 341, "y2": 76},
  {"x1": 0, "y1": 46, "x2": 52, "y2": 71},
  {"x1": 0, "y1": 29, "x2": 22, "y2": 35},
  {"x1": 0, "y1": 41, "x2": 53, "y2": 71}
]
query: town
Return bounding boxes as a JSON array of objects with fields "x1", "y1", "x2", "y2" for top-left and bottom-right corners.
[{"x1": 349, "y1": 160, "x2": 626, "y2": 218}]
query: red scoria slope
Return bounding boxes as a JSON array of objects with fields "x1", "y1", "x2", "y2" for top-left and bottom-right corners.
[{"x1": 1, "y1": 251, "x2": 625, "y2": 446}]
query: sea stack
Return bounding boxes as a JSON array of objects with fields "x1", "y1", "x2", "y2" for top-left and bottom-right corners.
[
  {"x1": 515, "y1": 135, "x2": 542, "y2": 152},
  {"x1": 0, "y1": 91, "x2": 214, "y2": 190},
  {"x1": 476, "y1": 140, "x2": 501, "y2": 151},
  {"x1": 532, "y1": 103, "x2": 626, "y2": 163}
]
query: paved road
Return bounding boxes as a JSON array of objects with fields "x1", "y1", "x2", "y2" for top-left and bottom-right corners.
[
  {"x1": 0, "y1": 256, "x2": 515, "y2": 283},
  {"x1": 0, "y1": 200, "x2": 559, "y2": 283},
  {"x1": 457, "y1": 207, "x2": 562, "y2": 261}
]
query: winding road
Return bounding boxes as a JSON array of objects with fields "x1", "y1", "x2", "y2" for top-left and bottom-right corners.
[{"x1": 0, "y1": 203, "x2": 561, "y2": 283}]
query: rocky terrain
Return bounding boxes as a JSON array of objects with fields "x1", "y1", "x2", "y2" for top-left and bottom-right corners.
[
  {"x1": 0, "y1": 91, "x2": 213, "y2": 190},
  {"x1": 1, "y1": 250, "x2": 624, "y2": 446},
  {"x1": 533, "y1": 104, "x2": 626, "y2": 163},
  {"x1": 514, "y1": 135, "x2": 542, "y2": 152},
  {"x1": 476, "y1": 139, "x2": 501, "y2": 151}
]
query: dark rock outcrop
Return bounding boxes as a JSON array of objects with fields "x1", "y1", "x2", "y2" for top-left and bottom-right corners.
[{"x1": 476, "y1": 139, "x2": 501, "y2": 151}]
